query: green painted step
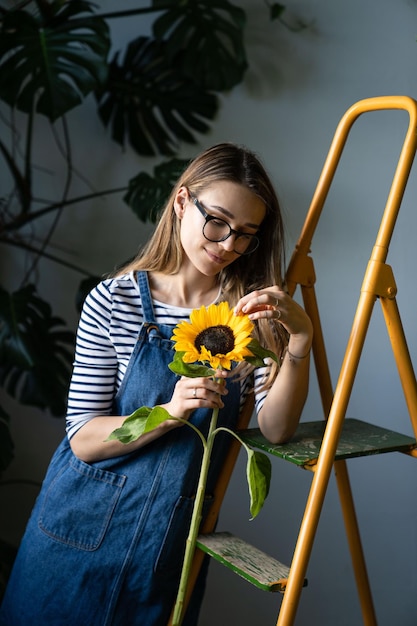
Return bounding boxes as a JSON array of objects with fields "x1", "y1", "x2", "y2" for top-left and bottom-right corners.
[
  {"x1": 196, "y1": 532, "x2": 307, "y2": 592},
  {"x1": 239, "y1": 418, "x2": 416, "y2": 467}
]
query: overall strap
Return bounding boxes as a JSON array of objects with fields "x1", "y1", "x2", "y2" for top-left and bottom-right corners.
[{"x1": 137, "y1": 271, "x2": 156, "y2": 323}]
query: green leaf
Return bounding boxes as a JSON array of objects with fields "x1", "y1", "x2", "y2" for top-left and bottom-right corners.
[
  {"x1": 0, "y1": 1, "x2": 110, "y2": 121},
  {"x1": 0, "y1": 405, "x2": 14, "y2": 472},
  {"x1": 124, "y1": 158, "x2": 189, "y2": 223},
  {"x1": 245, "y1": 338, "x2": 279, "y2": 368},
  {"x1": 0, "y1": 137, "x2": 31, "y2": 213},
  {"x1": 106, "y1": 405, "x2": 173, "y2": 444},
  {"x1": 246, "y1": 450, "x2": 271, "y2": 519},
  {"x1": 75, "y1": 276, "x2": 102, "y2": 313},
  {"x1": 152, "y1": 0, "x2": 248, "y2": 92},
  {"x1": 0, "y1": 285, "x2": 75, "y2": 416},
  {"x1": 270, "y1": 3, "x2": 286, "y2": 20},
  {"x1": 95, "y1": 36, "x2": 218, "y2": 157},
  {"x1": 0, "y1": 285, "x2": 33, "y2": 368},
  {"x1": 168, "y1": 351, "x2": 214, "y2": 378}
]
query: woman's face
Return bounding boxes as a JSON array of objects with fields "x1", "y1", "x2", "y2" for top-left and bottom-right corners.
[{"x1": 174, "y1": 180, "x2": 266, "y2": 277}]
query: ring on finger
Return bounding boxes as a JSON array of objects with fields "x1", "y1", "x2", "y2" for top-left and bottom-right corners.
[
  {"x1": 276, "y1": 308, "x2": 282, "y2": 320},
  {"x1": 193, "y1": 388, "x2": 197, "y2": 398}
]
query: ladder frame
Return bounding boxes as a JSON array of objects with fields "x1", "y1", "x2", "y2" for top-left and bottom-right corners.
[
  {"x1": 168, "y1": 95, "x2": 417, "y2": 626},
  {"x1": 280, "y1": 95, "x2": 417, "y2": 625}
]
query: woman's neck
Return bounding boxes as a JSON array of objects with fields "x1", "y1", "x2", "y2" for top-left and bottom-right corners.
[{"x1": 149, "y1": 271, "x2": 221, "y2": 308}]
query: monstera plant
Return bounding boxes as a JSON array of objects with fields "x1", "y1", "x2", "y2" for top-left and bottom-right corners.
[{"x1": 0, "y1": 0, "x2": 302, "y2": 471}]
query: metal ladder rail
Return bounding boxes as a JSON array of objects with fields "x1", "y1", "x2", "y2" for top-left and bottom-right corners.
[
  {"x1": 279, "y1": 95, "x2": 417, "y2": 626},
  {"x1": 167, "y1": 96, "x2": 417, "y2": 626}
]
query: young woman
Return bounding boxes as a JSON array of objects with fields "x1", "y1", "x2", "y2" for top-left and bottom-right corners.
[{"x1": 0, "y1": 143, "x2": 313, "y2": 625}]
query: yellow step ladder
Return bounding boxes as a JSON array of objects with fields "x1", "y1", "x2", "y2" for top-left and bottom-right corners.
[{"x1": 169, "y1": 95, "x2": 417, "y2": 625}]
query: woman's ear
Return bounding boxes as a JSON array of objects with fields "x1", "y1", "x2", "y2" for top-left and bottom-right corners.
[{"x1": 173, "y1": 186, "x2": 189, "y2": 219}]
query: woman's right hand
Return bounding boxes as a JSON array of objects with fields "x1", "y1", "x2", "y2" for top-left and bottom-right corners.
[
  {"x1": 70, "y1": 372, "x2": 229, "y2": 463},
  {"x1": 163, "y1": 372, "x2": 229, "y2": 423}
]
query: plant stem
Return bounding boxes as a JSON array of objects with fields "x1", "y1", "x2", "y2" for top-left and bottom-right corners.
[
  {"x1": 2, "y1": 238, "x2": 94, "y2": 277},
  {"x1": 172, "y1": 406, "x2": 219, "y2": 626}
]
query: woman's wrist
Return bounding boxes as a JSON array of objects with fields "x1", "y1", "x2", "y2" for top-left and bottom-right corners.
[
  {"x1": 286, "y1": 346, "x2": 311, "y2": 362},
  {"x1": 286, "y1": 335, "x2": 312, "y2": 362}
]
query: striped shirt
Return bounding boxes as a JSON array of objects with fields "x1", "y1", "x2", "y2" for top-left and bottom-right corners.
[{"x1": 66, "y1": 272, "x2": 269, "y2": 439}]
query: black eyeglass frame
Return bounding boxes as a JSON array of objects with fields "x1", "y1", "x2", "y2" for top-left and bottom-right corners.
[{"x1": 191, "y1": 196, "x2": 260, "y2": 255}]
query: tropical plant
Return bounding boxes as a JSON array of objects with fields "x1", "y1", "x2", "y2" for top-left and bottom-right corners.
[{"x1": 0, "y1": 0, "x2": 304, "y2": 471}]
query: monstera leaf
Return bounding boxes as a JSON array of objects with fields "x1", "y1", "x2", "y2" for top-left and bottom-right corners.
[
  {"x1": 152, "y1": 0, "x2": 248, "y2": 91},
  {"x1": 124, "y1": 158, "x2": 189, "y2": 222},
  {"x1": 0, "y1": 406, "x2": 14, "y2": 472},
  {"x1": 0, "y1": 285, "x2": 75, "y2": 416},
  {"x1": 95, "y1": 36, "x2": 219, "y2": 156},
  {"x1": 75, "y1": 276, "x2": 102, "y2": 314},
  {"x1": 0, "y1": 0, "x2": 110, "y2": 121}
]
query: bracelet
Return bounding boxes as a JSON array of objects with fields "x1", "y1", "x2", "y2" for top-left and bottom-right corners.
[{"x1": 286, "y1": 346, "x2": 311, "y2": 361}]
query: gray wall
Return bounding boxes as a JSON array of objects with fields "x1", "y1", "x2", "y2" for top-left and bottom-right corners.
[{"x1": 2, "y1": 1, "x2": 417, "y2": 624}]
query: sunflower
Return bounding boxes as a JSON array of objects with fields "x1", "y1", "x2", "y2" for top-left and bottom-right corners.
[{"x1": 171, "y1": 301, "x2": 255, "y2": 370}]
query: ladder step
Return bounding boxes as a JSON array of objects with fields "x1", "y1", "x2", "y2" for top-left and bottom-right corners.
[
  {"x1": 196, "y1": 531, "x2": 307, "y2": 592},
  {"x1": 239, "y1": 418, "x2": 417, "y2": 467}
]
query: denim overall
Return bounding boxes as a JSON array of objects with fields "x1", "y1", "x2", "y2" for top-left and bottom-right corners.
[{"x1": 0, "y1": 272, "x2": 241, "y2": 626}]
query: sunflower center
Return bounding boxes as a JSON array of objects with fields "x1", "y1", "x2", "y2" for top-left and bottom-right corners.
[{"x1": 195, "y1": 325, "x2": 235, "y2": 355}]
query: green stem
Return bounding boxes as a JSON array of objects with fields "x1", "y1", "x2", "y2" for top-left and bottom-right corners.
[
  {"x1": 172, "y1": 406, "x2": 219, "y2": 626},
  {"x1": 213, "y1": 426, "x2": 251, "y2": 453},
  {"x1": 170, "y1": 417, "x2": 208, "y2": 449}
]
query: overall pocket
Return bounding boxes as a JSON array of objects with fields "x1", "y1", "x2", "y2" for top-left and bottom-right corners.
[
  {"x1": 154, "y1": 494, "x2": 214, "y2": 576},
  {"x1": 39, "y1": 455, "x2": 126, "y2": 551}
]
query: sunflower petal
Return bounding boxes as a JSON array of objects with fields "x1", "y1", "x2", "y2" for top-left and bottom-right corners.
[{"x1": 171, "y1": 301, "x2": 257, "y2": 370}]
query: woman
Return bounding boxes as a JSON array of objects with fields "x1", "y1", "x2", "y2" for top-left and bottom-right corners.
[{"x1": 0, "y1": 143, "x2": 313, "y2": 625}]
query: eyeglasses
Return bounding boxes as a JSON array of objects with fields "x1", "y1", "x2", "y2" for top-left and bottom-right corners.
[{"x1": 191, "y1": 196, "x2": 260, "y2": 255}]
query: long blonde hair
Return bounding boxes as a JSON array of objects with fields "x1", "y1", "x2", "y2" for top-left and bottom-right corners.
[{"x1": 117, "y1": 143, "x2": 288, "y2": 380}]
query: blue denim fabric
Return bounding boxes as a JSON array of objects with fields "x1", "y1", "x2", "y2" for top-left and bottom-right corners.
[{"x1": 0, "y1": 272, "x2": 240, "y2": 626}]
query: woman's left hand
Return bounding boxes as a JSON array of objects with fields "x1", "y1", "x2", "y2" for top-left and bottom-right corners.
[
  {"x1": 235, "y1": 287, "x2": 313, "y2": 444},
  {"x1": 234, "y1": 286, "x2": 313, "y2": 354}
]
